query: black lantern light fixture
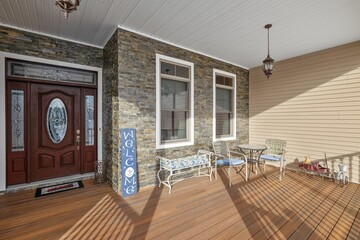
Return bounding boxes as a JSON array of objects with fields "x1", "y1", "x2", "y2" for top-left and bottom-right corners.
[
  {"x1": 262, "y1": 24, "x2": 275, "y2": 79},
  {"x1": 55, "y1": 0, "x2": 80, "y2": 19}
]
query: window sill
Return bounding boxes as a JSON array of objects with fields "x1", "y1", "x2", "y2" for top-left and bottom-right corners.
[
  {"x1": 156, "y1": 140, "x2": 194, "y2": 149},
  {"x1": 214, "y1": 135, "x2": 236, "y2": 142}
]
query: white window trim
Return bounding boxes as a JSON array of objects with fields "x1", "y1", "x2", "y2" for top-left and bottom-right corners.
[
  {"x1": 213, "y1": 69, "x2": 237, "y2": 141},
  {"x1": 156, "y1": 54, "x2": 194, "y2": 149}
]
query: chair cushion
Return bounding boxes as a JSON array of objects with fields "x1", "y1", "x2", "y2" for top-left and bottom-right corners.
[
  {"x1": 260, "y1": 154, "x2": 282, "y2": 161},
  {"x1": 217, "y1": 158, "x2": 245, "y2": 166}
]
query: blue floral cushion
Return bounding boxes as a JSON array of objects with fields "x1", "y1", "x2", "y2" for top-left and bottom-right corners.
[
  {"x1": 160, "y1": 154, "x2": 209, "y2": 171},
  {"x1": 217, "y1": 158, "x2": 245, "y2": 166},
  {"x1": 260, "y1": 154, "x2": 282, "y2": 161}
]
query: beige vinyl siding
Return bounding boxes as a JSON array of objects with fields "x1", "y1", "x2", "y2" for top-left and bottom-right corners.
[{"x1": 249, "y1": 41, "x2": 360, "y2": 184}]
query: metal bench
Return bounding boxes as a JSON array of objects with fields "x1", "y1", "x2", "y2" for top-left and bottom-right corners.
[{"x1": 155, "y1": 150, "x2": 213, "y2": 193}]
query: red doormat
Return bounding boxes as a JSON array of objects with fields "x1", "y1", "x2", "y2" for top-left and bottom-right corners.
[{"x1": 35, "y1": 181, "x2": 84, "y2": 198}]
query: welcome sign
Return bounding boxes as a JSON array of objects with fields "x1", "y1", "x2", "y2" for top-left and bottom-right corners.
[{"x1": 121, "y1": 128, "x2": 138, "y2": 197}]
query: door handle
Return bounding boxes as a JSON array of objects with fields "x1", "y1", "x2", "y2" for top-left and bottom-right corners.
[{"x1": 76, "y1": 135, "x2": 80, "y2": 150}]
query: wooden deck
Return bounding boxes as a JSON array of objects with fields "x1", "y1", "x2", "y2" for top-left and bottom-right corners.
[{"x1": 0, "y1": 167, "x2": 359, "y2": 240}]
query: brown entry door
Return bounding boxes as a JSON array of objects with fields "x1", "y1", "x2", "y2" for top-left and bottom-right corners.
[{"x1": 30, "y1": 84, "x2": 81, "y2": 181}]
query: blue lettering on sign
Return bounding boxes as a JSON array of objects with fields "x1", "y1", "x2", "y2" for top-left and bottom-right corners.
[{"x1": 121, "y1": 128, "x2": 138, "y2": 197}]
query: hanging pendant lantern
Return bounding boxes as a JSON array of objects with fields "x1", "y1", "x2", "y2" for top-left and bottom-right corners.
[
  {"x1": 55, "y1": 0, "x2": 80, "y2": 19},
  {"x1": 262, "y1": 24, "x2": 275, "y2": 79}
]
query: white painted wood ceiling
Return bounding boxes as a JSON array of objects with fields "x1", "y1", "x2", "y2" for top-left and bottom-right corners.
[{"x1": 0, "y1": 0, "x2": 359, "y2": 68}]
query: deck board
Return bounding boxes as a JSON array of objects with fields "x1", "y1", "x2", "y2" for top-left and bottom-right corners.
[
  {"x1": 307, "y1": 184, "x2": 358, "y2": 240},
  {"x1": 0, "y1": 167, "x2": 359, "y2": 240},
  {"x1": 328, "y1": 186, "x2": 360, "y2": 239},
  {"x1": 238, "y1": 174, "x2": 332, "y2": 239},
  {"x1": 253, "y1": 176, "x2": 337, "y2": 240}
]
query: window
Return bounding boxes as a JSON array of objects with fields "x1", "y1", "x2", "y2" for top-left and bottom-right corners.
[
  {"x1": 7, "y1": 59, "x2": 97, "y2": 85},
  {"x1": 85, "y1": 95, "x2": 95, "y2": 146},
  {"x1": 156, "y1": 54, "x2": 194, "y2": 149},
  {"x1": 11, "y1": 89, "x2": 25, "y2": 151},
  {"x1": 213, "y1": 69, "x2": 236, "y2": 141}
]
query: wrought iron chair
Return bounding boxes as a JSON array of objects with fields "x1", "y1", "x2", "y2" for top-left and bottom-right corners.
[
  {"x1": 259, "y1": 139, "x2": 287, "y2": 180},
  {"x1": 212, "y1": 141, "x2": 248, "y2": 187}
]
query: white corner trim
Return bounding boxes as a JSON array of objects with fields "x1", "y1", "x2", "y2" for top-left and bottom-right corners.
[
  {"x1": 155, "y1": 54, "x2": 194, "y2": 149},
  {"x1": 100, "y1": 27, "x2": 119, "y2": 49},
  {"x1": 213, "y1": 69, "x2": 237, "y2": 142},
  {"x1": 0, "y1": 51, "x2": 103, "y2": 191},
  {"x1": 118, "y1": 25, "x2": 249, "y2": 70},
  {"x1": 0, "y1": 56, "x2": 5, "y2": 192},
  {"x1": 0, "y1": 23, "x2": 103, "y2": 49}
]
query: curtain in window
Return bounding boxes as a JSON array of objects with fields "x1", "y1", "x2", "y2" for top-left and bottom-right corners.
[
  {"x1": 161, "y1": 79, "x2": 188, "y2": 141},
  {"x1": 216, "y1": 88, "x2": 232, "y2": 137}
]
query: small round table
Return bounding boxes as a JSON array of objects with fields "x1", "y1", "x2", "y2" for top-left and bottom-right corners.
[{"x1": 238, "y1": 144, "x2": 268, "y2": 179}]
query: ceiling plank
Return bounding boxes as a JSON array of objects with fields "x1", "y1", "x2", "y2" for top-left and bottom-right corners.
[{"x1": 0, "y1": 0, "x2": 359, "y2": 68}]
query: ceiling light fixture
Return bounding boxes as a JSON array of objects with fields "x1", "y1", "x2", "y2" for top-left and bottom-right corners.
[
  {"x1": 55, "y1": 0, "x2": 80, "y2": 19},
  {"x1": 262, "y1": 24, "x2": 275, "y2": 79}
]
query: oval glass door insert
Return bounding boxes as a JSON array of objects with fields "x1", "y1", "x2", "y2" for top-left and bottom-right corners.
[{"x1": 47, "y1": 98, "x2": 67, "y2": 143}]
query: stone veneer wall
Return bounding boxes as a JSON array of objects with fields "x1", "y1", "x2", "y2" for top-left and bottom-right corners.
[
  {"x1": 0, "y1": 25, "x2": 103, "y2": 67},
  {"x1": 0, "y1": 25, "x2": 249, "y2": 192},
  {"x1": 103, "y1": 28, "x2": 249, "y2": 192},
  {"x1": 103, "y1": 31, "x2": 120, "y2": 192}
]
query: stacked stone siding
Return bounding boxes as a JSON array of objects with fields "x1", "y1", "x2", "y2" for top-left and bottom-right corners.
[
  {"x1": 0, "y1": 25, "x2": 103, "y2": 67},
  {"x1": 0, "y1": 24, "x2": 249, "y2": 192},
  {"x1": 103, "y1": 31, "x2": 120, "y2": 192},
  {"x1": 103, "y1": 28, "x2": 249, "y2": 192}
]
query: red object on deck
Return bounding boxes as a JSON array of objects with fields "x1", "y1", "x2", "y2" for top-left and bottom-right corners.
[{"x1": 299, "y1": 161, "x2": 329, "y2": 175}]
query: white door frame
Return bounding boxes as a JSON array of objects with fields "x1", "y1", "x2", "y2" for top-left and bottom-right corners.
[{"x1": 0, "y1": 51, "x2": 103, "y2": 191}]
